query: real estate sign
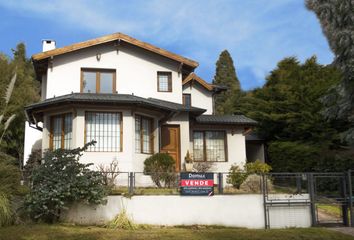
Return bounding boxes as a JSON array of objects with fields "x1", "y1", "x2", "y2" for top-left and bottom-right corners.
[{"x1": 180, "y1": 172, "x2": 214, "y2": 196}]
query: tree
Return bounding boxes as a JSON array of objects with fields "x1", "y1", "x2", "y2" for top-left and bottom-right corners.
[
  {"x1": 238, "y1": 56, "x2": 343, "y2": 171},
  {"x1": 213, "y1": 50, "x2": 241, "y2": 115},
  {"x1": 306, "y1": 0, "x2": 354, "y2": 144},
  {"x1": 0, "y1": 43, "x2": 40, "y2": 167}
]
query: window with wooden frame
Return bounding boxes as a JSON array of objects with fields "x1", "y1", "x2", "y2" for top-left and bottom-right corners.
[
  {"x1": 85, "y1": 112, "x2": 122, "y2": 152},
  {"x1": 157, "y1": 71, "x2": 172, "y2": 92},
  {"x1": 81, "y1": 68, "x2": 116, "y2": 93},
  {"x1": 182, "y1": 93, "x2": 191, "y2": 107},
  {"x1": 135, "y1": 115, "x2": 154, "y2": 154},
  {"x1": 193, "y1": 131, "x2": 227, "y2": 162},
  {"x1": 50, "y1": 113, "x2": 73, "y2": 150}
]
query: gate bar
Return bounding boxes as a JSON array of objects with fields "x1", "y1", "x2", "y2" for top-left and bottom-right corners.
[
  {"x1": 308, "y1": 173, "x2": 317, "y2": 226},
  {"x1": 348, "y1": 170, "x2": 354, "y2": 227}
]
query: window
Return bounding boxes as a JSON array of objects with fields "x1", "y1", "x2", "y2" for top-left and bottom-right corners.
[
  {"x1": 135, "y1": 115, "x2": 154, "y2": 154},
  {"x1": 81, "y1": 68, "x2": 116, "y2": 93},
  {"x1": 85, "y1": 112, "x2": 122, "y2": 152},
  {"x1": 157, "y1": 71, "x2": 172, "y2": 92},
  {"x1": 193, "y1": 131, "x2": 226, "y2": 162},
  {"x1": 183, "y1": 94, "x2": 191, "y2": 107},
  {"x1": 50, "y1": 113, "x2": 73, "y2": 150}
]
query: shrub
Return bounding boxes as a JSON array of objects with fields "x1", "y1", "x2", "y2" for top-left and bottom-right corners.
[
  {"x1": 23, "y1": 149, "x2": 42, "y2": 184},
  {"x1": 107, "y1": 208, "x2": 136, "y2": 230},
  {"x1": 245, "y1": 160, "x2": 272, "y2": 175},
  {"x1": 24, "y1": 142, "x2": 107, "y2": 223},
  {"x1": 144, "y1": 153, "x2": 176, "y2": 188},
  {"x1": 97, "y1": 159, "x2": 119, "y2": 189},
  {"x1": 240, "y1": 174, "x2": 273, "y2": 193},
  {"x1": 226, "y1": 165, "x2": 247, "y2": 189},
  {"x1": 227, "y1": 161, "x2": 272, "y2": 189}
]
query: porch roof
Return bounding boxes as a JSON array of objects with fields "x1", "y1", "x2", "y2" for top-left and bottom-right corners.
[
  {"x1": 195, "y1": 114, "x2": 257, "y2": 126},
  {"x1": 25, "y1": 93, "x2": 206, "y2": 124}
]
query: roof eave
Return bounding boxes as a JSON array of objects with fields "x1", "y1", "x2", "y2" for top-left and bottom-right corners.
[{"x1": 32, "y1": 32, "x2": 199, "y2": 69}]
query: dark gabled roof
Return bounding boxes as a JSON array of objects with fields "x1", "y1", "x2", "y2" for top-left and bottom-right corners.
[
  {"x1": 195, "y1": 114, "x2": 257, "y2": 126},
  {"x1": 25, "y1": 93, "x2": 206, "y2": 124}
]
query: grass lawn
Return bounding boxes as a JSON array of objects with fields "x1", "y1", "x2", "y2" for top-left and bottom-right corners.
[
  {"x1": 0, "y1": 224, "x2": 353, "y2": 240},
  {"x1": 317, "y1": 204, "x2": 342, "y2": 217}
]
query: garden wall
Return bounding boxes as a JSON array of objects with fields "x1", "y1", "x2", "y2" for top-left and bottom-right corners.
[{"x1": 61, "y1": 194, "x2": 311, "y2": 229}]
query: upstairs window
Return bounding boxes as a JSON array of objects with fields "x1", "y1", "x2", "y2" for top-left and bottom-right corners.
[
  {"x1": 50, "y1": 113, "x2": 72, "y2": 150},
  {"x1": 157, "y1": 71, "x2": 172, "y2": 92},
  {"x1": 183, "y1": 94, "x2": 191, "y2": 107},
  {"x1": 81, "y1": 68, "x2": 116, "y2": 93}
]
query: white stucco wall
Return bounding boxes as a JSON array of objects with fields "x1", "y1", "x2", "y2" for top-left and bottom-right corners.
[
  {"x1": 61, "y1": 194, "x2": 312, "y2": 229},
  {"x1": 46, "y1": 43, "x2": 182, "y2": 103},
  {"x1": 183, "y1": 83, "x2": 213, "y2": 114},
  {"x1": 23, "y1": 122, "x2": 42, "y2": 165}
]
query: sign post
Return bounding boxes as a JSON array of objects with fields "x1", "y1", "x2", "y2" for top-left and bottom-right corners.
[{"x1": 180, "y1": 172, "x2": 214, "y2": 196}]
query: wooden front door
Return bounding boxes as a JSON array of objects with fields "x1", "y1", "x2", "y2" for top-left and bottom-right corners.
[{"x1": 160, "y1": 125, "x2": 181, "y2": 171}]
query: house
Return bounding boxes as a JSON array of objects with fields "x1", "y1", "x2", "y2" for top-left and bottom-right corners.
[{"x1": 24, "y1": 33, "x2": 257, "y2": 174}]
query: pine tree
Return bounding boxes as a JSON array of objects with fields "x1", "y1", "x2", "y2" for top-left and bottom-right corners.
[
  {"x1": 238, "y1": 56, "x2": 343, "y2": 171},
  {"x1": 213, "y1": 50, "x2": 241, "y2": 115},
  {"x1": 306, "y1": 0, "x2": 354, "y2": 143}
]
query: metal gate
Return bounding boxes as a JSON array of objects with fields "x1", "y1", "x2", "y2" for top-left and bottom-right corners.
[{"x1": 263, "y1": 171, "x2": 354, "y2": 229}]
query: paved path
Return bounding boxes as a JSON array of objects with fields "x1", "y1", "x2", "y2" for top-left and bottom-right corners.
[{"x1": 329, "y1": 227, "x2": 354, "y2": 237}]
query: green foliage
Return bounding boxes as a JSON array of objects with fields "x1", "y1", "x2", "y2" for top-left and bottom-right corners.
[
  {"x1": 0, "y1": 43, "x2": 40, "y2": 166},
  {"x1": 226, "y1": 165, "x2": 247, "y2": 189},
  {"x1": 213, "y1": 50, "x2": 241, "y2": 115},
  {"x1": 24, "y1": 142, "x2": 107, "y2": 223},
  {"x1": 0, "y1": 152, "x2": 23, "y2": 196},
  {"x1": 227, "y1": 161, "x2": 272, "y2": 189},
  {"x1": 238, "y1": 57, "x2": 343, "y2": 172},
  {"x1": 0, "y1": 192, "x2": 13, "y2": 226},
  {"x1": 245, "y1": 160, "x2": 272, "y2": 174},
  {"x1": 144, "y1": 153, "x2": 176, "y2": 188},
  {"x1": 306, "y1": 0, "x2": 354, "y2": 145},
  {"x1": 268, "y1": 141, "x2": 320, "y2": 172},
  {"x1": 23, "y1": 149, "x2": 42, "y2": 183}
]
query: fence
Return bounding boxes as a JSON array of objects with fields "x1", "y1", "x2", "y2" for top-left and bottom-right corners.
[{"x1": 98, "y1": 170, "x2": 354, "y2": 228}]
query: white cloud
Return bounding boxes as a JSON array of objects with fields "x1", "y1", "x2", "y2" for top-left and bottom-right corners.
[{"x1": 0, "y1": 0, "x2": 333, "y2": 89}]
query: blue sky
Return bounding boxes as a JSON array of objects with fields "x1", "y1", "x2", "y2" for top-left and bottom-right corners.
[{"x1": 0, "y1": 0, "x2": 333, "y2": 90}]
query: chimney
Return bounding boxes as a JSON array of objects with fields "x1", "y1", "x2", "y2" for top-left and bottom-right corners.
[{"x1": 42, "y1": 39, "x2": 56, "y2": 52}]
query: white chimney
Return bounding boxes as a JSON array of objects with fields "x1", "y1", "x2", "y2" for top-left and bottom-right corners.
[{"x1": 42, "y1": 39, "x2": 56, "y2": 52}]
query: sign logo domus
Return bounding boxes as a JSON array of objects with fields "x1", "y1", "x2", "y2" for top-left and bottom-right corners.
[{"x1": 180, "y1": 172, "x2": 214, "y2": 196}]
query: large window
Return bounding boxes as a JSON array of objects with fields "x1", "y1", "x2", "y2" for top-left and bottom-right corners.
[
  {"x1": 85, "y1": 112, "x2": 122, "y2": 152},
  {"x1": 157, "y1": 71, "x2": 172, "y2": 92},
  {"x1": 193, "y1": 131, "x2": 226, "y2": 162},
  {"x1": 135, "y1": 115, "x2": 154, "y2": 154},
  {"x1": 81, "y1": 68, "x2": 116, "y2": 93},
  {"x1": 50, "y1": 113, "x2": 72, "y2": 150}
]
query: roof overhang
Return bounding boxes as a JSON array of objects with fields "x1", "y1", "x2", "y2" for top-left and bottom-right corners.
[{"x1": 25, "y1": 93, "x2": 206, "y2": 124}]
